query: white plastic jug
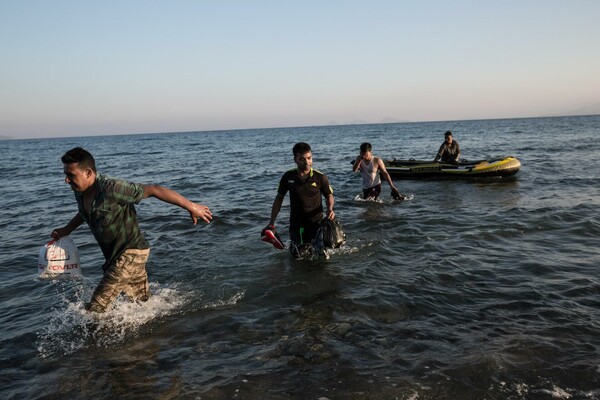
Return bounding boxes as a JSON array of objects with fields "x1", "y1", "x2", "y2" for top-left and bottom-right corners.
[{"x1": 38, "y1": 236, "x2": 82, "y2": 278}]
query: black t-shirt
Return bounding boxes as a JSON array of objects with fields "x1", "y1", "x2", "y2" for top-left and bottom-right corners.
[{"x1": 277, "y1": 168, "x2": 333, "y2": 230}]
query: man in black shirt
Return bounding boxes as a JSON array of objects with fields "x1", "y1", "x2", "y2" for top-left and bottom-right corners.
[{"x1": 264, "y1": 142, "x2": 335, "y2": 258}]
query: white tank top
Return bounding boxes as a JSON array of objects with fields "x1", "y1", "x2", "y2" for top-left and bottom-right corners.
[{"x1": 361, "y1": 158, "x2": 381, "y2": 189}]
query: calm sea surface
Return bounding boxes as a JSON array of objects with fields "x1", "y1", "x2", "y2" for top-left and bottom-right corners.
[{"x1": 1, "y1": 116, "x2": 600, "y2": 399}]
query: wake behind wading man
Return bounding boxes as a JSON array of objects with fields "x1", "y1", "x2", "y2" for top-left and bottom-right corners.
[{"x1": 51, "y1": 147, "x2": 212, "y2": 313}]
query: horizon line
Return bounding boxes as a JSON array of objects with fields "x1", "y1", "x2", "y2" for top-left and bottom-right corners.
[{"x1": 1, "y1": 113, "x2": 599, "y2": 141}]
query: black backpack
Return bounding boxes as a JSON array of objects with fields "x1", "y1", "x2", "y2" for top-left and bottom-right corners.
[{"x1": 321, "y1": 218, "x2": 346, "y2": 248}]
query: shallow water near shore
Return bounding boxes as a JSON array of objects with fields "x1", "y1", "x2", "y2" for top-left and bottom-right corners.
[{"x1": 1, "y1": 115, "x2": 600, "y2": 399}]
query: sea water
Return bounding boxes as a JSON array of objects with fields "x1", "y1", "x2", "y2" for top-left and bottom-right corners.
[{"x1": 1, "y1": 115, "x2": 599, "y2": 399}]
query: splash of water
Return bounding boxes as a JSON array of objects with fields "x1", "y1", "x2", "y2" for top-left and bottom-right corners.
[
  {"x1": 36, "y1": 282, "x2": 192, "y2": 359},
  {"x1": 202, "y1": 290, "x2": 245, "y2": 310},
  {"x1": 353, "y1": 194, "x2": 414, "y2": 203}
]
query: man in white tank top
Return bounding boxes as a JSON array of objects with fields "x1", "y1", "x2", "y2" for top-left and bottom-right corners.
[{"x1": 352, "y1": 142, "x2": 404, "y2": 200}]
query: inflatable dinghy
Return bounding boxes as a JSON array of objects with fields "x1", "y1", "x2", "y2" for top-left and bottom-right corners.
[{"x1": 384, "y1": 156, "x2": 521, "y2": 178}]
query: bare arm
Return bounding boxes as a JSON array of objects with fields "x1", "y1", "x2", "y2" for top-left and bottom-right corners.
[
  {"x1": 377, "y1": 158, "x2": 405, "y2": 199},
  {"x1": 143, "y1": 184, "x2": 212, "y2": 225},
  {"x1": 352, "y1": 155, "x2": 363, "y2": 172},
  {"x1": 269, "y1": 193, "x2": 285, "y2": 226},
  {"x1": 325, "y1": 194, "x2": 335, "y2": 220},
  {"x1": 377, "y1": 158, "x2": 397, "y2": 191},
  {"x1": 51, "y1": 213, "x2": 85, "y2": 240}
]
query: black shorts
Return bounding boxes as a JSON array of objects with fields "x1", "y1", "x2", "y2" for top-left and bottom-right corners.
[
  {"x1": 363, "y1": 184, "x2": 382, "y2": 199},
  {"x1": 289, "y1": 223, "x2": 320, "y2": 246},
  {"x1": 289, "y1": 222, "x2": 329, "y2": 260}
]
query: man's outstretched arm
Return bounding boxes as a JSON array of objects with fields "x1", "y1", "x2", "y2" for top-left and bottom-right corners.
[{"x1": 143, "y1": 184, "x2": 212, "y2": 225}]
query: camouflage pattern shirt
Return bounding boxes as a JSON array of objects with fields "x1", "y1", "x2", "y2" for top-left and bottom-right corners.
[{"x1": 75, "y1": 173, "x2": 150, "y2": 270}]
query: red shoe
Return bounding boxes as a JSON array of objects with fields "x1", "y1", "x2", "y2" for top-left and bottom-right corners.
[{"x1": 261, "y1": 228, "x2": 284, "y2": 250}]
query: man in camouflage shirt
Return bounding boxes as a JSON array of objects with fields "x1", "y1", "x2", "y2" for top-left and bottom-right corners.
[{"x1": 51, "y1": 147, "x2": 212, "y2": 313}]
